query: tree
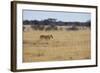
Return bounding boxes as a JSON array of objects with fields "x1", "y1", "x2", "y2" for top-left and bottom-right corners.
[
  {"x1": 32, "y1": 20, "x2": 39, "y2": 25},
  {"x1": 85, "y1": 20, "x2": 91, "y2": 28},
  {"x1": 23, "y1": 20, "x2": 30, "y2": 25},
  {"x1": 43, "y1": 20, "x2": 50, "y2": 25},
  {"x1": 47, "y1": 18, "x2": 57, "y2": 22}
]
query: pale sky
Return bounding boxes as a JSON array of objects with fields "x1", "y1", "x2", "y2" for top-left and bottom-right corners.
[{"x1": 23, "y1": 10, "x2": 91, "y2": 22}]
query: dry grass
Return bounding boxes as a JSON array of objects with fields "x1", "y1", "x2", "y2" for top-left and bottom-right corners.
[{"x1": 23, "y1": 28, "x2": 91, "y2": 62}]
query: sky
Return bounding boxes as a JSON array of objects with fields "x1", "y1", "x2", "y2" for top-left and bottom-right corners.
[{"x1": 23, "y1": 10, "x2": 91, "y2": 22}]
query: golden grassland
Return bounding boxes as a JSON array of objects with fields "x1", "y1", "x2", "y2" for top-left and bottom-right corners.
[{"x1": 23, "y1": 28, "x2": 91, "y2": 62}]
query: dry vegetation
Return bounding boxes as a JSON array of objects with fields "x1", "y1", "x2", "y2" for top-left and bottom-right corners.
[{"x1": 23, "y1": 26, "x2": 91, "y2": 62}]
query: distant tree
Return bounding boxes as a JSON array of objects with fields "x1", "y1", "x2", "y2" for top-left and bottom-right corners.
[
  {"x1": 32, "y1": 20, "x2": 39, "y2": 25},
  {"x1": 75, "y1": 22, "x2": 81, "y2": 26},
  {"x1": 85, "y1": 20, "x2": 91, "y2": 28},
  {"x1": 43, "y1": 18, "x2": 57, "y2": 25},
  {"x1": 23, "y1": 20, "x2": 30, "y2": 25},
  {"x1": 47, "y1": 18, "x2": 57, "y2": 22},
  {"x1": 30, "y1": 20, "x2": 35, "y2": 24},
  {"x1": 43, "y1": 20, "x2": 50, "y2": 25},
  {"x1": 31, "y1": 20, "x2": 42, "y2": 30}
]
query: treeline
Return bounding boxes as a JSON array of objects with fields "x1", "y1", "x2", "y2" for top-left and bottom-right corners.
[
  {"x1": 23, "y1": 18, "x2": 91, "y2": 27},
  {"x1": 23, "y1": 18, "x2": 91, "y2": 31}
]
